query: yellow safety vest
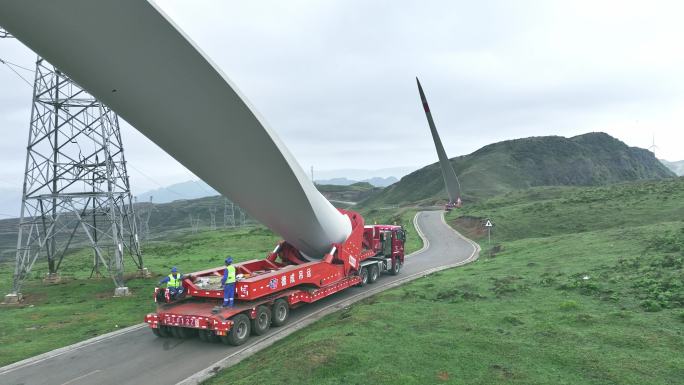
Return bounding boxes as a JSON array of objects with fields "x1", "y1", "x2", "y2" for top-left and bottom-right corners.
[
  {"x1": 167, "y1": 273, "x2": 181, "y2": 288},
  {"x1": 225, "y1": 265, "x2": 236, "y2": 284}
]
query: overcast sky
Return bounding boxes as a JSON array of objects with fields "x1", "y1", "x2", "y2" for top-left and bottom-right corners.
[{"x1": 1, "y1": 0, "x2": 683, "y2": 215}]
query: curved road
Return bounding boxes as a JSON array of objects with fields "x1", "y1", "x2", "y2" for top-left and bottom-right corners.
[{"x1": 0, "y1": 211, "x2": 478, "y2": 385}]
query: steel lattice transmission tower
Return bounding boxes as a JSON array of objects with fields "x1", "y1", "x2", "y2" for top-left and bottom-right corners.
[
  {"x1": 223, "y1": 198, "x2": 235, "y2": 228},
  {"x1": 6, "y1": 57, "x2": 144, "y2": 302}
]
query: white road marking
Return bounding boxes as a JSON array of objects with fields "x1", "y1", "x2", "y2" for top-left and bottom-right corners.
[{"x1": 60, "y1": 369, "x2": 101, "y2": 385}]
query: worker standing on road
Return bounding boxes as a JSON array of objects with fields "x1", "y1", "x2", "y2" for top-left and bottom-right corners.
[
  {"x1": 159, "y1": 266, "x2": 184, "y2": 300},
  {"x1": 221, "y1": 256, "x2": 237, "y2": 307}
]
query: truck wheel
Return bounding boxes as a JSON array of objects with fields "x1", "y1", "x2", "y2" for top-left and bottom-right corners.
[
  {"x1": 271, "y1": 299, "x2": 290, "y2": 327},
  {"x1": 251, "y1": 305, "x2": 271, "y2": 336},
  {"x1": 222, "y1": 314, "x2": 250, "y2": 346},
  {"x1": 358, "y1": 267, "x2": 369, "y2": 287},
  {"x1": 390, "y1": 258, "x2": 402, "y2": 275},
  {"x1": 152, "y1": 328, "x2": 164, "y2": 337},
  {"x1": 368, "y1": 264, "x2": 379, "y2": 283}
]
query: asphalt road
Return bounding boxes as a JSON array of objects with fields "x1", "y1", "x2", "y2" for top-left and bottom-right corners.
[{"x1": 0, "y1": 211, "x2": 478, "y2": 385}]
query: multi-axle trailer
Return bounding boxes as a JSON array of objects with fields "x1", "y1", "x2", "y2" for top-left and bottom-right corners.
[{"x1": 144, "y1": 209, "x2": 406, "y2": 345}]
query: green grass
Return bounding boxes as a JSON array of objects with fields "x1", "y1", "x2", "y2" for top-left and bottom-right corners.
[
  {"x1": 0, "y1": 211, "x2": 422, "y2": 367},
  {"x1": 206, "y1": 177, "x2": 684, "y2": 385},
  {"x1": 0, "y1": 226, "x2": 280, "y2": 366}
]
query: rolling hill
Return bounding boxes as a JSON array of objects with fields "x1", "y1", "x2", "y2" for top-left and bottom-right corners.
[
  {"x1": 661, "y1": 159, "x2": 684, "y2": 176},
  {"x1": 362, "y1": 132, "x2": 675, "y2": 207},
  {"x1": 0, "y1": 183, "x2": 380, "y2": 262}
]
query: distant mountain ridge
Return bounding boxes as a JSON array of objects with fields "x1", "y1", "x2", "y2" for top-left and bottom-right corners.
[
  {"x1": 315, "y1": 176, "x2": 398, "y2": 187},
  {"x1": 138, "y1": 176, "x2": 397, "y2": 204},
  {"x1": 136, "y1": 180, "x2": 218, "y2": 204},
  {"x1": 362, "y1": 132, "x2": 675, "y2": 207},
  {"x1": 661, "y1": 159, "x2": 684, "y2": 176}
]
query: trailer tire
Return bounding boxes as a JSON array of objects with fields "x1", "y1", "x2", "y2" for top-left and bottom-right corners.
[
  {"x1": 153, "y1": 325, "x2": 172, "y2": 337},
  {"x1": 271, "y1": 299, "x2": 290, "y2": 327},
  {"x1": 368, "y1": 264, "x2": 379, "y2": 283},
  {"x1": 251, "y1": 305, "x2": 271, "y2": 336},
  {"x1": 390, "y1": 258, "x2": 402, "y2": 276},
  {"x1": 178, "y1": 327, "x2": 197, "y2": 339},
  {"x1": 199, "y1": 329, "x2": 220, "y2": 343},
  {"x1": 222, "y1": 314, "x2": 251, "y2": 346},
  {"x1": 357, "y1": 267, "x2": 369, "y2": 287},
  {"x1": 170, "y1": 327, "x2": 182, "y2": 338},
  {"x1": 161, "y1": 326, "x2": 173, "y2": 337}
]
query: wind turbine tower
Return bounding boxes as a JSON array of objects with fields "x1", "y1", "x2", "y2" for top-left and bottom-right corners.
[{"x1": 648, "y1": 133, "x2": 658, "y2": 158}]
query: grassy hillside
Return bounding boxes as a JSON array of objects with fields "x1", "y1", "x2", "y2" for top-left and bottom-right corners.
[
  {"x1": 315, "y1": 182, "x2": 381, "y2": 204},
  {"x1": 208, "y1": 177, "x2": 684, "y2": 385},
  {"x1": 362, "y1": 132, "x2": 675, "y2": 208},
  {"x1": 0, "y1": 183, "x2": 378, "y2": 263}
]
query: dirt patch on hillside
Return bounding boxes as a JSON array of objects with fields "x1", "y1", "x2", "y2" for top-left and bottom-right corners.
[{"x1": 450, "y1": 216, "x2": 487, "y2": 240}]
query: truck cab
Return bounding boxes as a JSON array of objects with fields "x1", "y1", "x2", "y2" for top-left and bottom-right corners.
[{"x1": 359, "y1": 224, "x2": 406, "y2": 285}]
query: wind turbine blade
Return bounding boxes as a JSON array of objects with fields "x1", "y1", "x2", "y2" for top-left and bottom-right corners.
[
  {"x1": 0, "y1": 0, "x2": 351, "y2": 258},
  {"x1": 416, "y1": 77, "x2": 461, "y2": 202}
]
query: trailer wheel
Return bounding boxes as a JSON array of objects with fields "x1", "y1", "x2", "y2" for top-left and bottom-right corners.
[
  {"x1": 177, "y1": 327, "x2": 197, "y2": 339},
  {"x1": 251, "y1": 305, "x2": 271, "y2": 336},
  {"x1": 368, "y1": 264, "x2": 379, "y2": 283},
  {"x1": 222, "y1": 314, "x2": 251, "y2": 346},
  {"x1": 153, "y1": 325, "x2": 171, "y2": 337},
  {"x1": 161, "y1": 326, "x2": 173, "y2": 337},
  {"x1": 206, "y1": 330, "x2": 220, "y2": 343},
  {"x1": 390, "y1": 258, "x2": 402, "y2": 276},
  {"x1": 271, "y1": 299, "x2": 290, "y2": 327},
  {"x1": 357, "y1": 267, "x2": 369, "y2": 287},
  {"x1": 170, "y1": 326, "x2": 182, "y2": 338}
]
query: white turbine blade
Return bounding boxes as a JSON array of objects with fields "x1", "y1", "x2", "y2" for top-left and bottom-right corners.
[
  {"x1": 0, "y1": 0, "x2": 351, "y2": 258},
  {"x1": 416, "y1": 78, "x2": 461, "y2": 202}
]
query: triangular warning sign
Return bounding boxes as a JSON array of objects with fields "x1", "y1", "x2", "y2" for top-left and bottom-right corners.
[{"x1": 485, "y1": 220, "x2": 493, "y2": 227}]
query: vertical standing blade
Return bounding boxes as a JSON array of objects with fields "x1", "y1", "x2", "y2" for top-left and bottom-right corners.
[{"x1": 416, "y1": 77, "x2": 461, "y2": 202}]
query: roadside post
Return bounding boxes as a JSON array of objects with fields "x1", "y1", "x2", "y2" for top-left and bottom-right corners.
[{"x1": 484, "y1": 219, "x2": 493, "y2": 243}]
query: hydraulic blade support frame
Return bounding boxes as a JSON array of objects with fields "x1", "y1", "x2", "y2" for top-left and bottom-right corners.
[
  {"x1": 0, "y1": 0, "x2": 351, "y2": 258},
  {"x1": 416, "y1": 78, "x2": 461, "y2": 204}
]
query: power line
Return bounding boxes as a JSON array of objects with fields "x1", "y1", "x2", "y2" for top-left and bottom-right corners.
[
  {"x1": 0, "y1": 57, "x2": 34, "y2": 87},
  {"x1": 0, "y1": 57, "x2": 33, "y2": 72},
  {"x1": 127, "y1": 163, "x2": 190, "y2": 200}
]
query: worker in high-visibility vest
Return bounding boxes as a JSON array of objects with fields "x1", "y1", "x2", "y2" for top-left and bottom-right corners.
[
  {"x1": 159, "y1": 266, "x2": 184, "y2": 300},
  {"x1": 221, "y1": 256, "x2": 237, "y2": 307}
]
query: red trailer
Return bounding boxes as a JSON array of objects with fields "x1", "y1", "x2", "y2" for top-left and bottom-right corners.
[{"x1": 144, "y1": 209, "x2": 406, "y2": 345}]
